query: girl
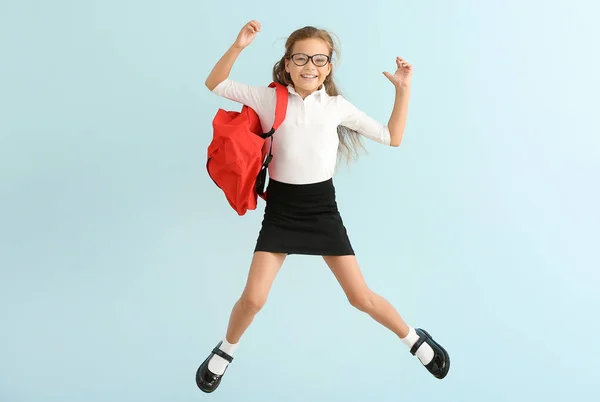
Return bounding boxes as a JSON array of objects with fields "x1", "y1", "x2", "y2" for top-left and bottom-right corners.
[{"x1": 196, "y1": 21, "x2": 450, "y2": 393}]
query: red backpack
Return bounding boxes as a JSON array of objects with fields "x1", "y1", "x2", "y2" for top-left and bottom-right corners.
[{"x1": 207, "y1": 82, "x2": 288, "y2": 216}]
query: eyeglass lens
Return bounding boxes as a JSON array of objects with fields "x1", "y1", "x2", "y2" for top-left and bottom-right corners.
[{"x1": 291, "y1": 53, "x2": 329, "y2": 67}]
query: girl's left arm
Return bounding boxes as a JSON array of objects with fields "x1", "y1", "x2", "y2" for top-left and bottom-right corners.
[
  {"x1": 387, "y1": 86, "x2": 410, "y2": 147},
  {"x1": 383, "y1": 56, "x2": 413, "y2": 147}
]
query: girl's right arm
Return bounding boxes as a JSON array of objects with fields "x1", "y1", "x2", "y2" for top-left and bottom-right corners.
[
  {"x1": 205, "y1": 20, "x2": 261, "y2": 91},
  {"x1": 204, "y1": 20, "x2": 275, "y2": 118}
]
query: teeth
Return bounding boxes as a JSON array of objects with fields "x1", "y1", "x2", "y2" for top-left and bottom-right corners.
[{"x1": 301, "y1": 75, "x2": 317, "y2": 78}]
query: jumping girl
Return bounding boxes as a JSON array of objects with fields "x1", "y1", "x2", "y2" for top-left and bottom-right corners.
[{"x1": 196, "y1": 20, "x2": 450, "y2": 393}]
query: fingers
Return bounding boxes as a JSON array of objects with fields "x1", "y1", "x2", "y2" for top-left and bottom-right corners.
[
  {"x1": 396, "y1": 56, "x2": 412, "y2": 70},
  {"x1": 382, "y1": 71, "x2": 394, "y2": 81},
  {"x1": 247, "y1": 20, "x2": 261, "y2": 33}
]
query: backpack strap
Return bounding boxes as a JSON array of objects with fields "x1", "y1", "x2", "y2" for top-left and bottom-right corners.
[
  {"x1": 259, "y1": 82, "x2": 288, "y2": 139},
  {"x1": 270, "y1": 82, "x2": 288, "y2": 131},
  {"x1": 256, "y1": 82, "x2": 288, "y2": 198}
]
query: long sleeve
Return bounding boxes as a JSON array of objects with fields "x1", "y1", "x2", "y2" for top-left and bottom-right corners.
[
  {"x1": 212, "y1": 78, "x2": 276, "y2": 117},
  {"x1": 338, "y1": 96, "x2": 391, "y2": 146}
]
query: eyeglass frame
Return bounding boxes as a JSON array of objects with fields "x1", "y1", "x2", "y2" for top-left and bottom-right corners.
[{"x1": 287, "y1": 53, "x2": 331, "y2": 67}]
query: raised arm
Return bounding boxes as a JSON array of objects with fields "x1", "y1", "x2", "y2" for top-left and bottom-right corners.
[
  {"x1": 205, "y1": 20, "x2": 261, "y2": 91},
  {"x1": 339, "y1": 56, "x2": 413, "y2": 147},
  {"x1": 383, "y1": 56, "x2": 413, "y2": 147}
]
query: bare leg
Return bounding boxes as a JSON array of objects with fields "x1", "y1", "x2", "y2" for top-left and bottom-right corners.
[
  {"x1": 225, "y1": 251, "x2": 287, "y2": 343},
  {"x1": 322, "y1": 255, "x2": 448, "y2": 377},
  {"x1": 197, "y1": 251, "x2": 288, "y2": 391},
  {"x1": 323, "y1": 255, "x2": 409, "y2": 338}
]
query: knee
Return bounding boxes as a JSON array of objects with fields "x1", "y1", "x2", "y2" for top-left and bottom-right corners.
[
  {"x1": 348, "y1": 289, "x2": 375, "y2": 312},
  {"x1": 239, "y1": 293, "x2": 267, "y2": 315}
]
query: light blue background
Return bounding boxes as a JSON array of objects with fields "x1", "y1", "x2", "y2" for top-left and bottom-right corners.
[{"x1": 1, "y1": 0, "x2": 599, "y2": 401}]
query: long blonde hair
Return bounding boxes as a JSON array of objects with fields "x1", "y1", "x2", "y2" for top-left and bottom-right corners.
[{"x1": 272, "y1": 26, "x2": 365, "y2": 165}]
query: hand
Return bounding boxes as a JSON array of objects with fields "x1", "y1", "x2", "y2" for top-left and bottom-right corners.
[
  {"x1": 383, "y1": 56, "x2": 412, "y2": 88},
  {"x1": 233, "y1": 20, "x2": 261, "y2": 49}
]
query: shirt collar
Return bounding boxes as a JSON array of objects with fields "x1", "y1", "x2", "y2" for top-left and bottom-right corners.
[{"x1": 287, "y1": 83, "x2": 328, "y2": 99}]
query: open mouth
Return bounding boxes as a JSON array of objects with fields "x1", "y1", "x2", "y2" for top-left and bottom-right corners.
[{"x1": 300, "y1": 74, "x2": 318, "y2": 80}]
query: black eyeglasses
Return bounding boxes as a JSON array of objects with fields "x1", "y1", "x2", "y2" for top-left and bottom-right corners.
[{"x1": 289, "y1": 53, "x2": 331, "y2": 67}]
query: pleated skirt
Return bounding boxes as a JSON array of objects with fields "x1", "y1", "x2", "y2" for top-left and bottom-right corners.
[{"x1": 254, "y1": 178, "x2": 355, "y2": 256}]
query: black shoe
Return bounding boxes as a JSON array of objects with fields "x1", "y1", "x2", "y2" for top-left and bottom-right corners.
[
  {"x1": 410, "y1": 328, "x2": 450, "y2": 379},
  {"x1": 195, "y1": 341, "x2": 234, "y2": 393}
]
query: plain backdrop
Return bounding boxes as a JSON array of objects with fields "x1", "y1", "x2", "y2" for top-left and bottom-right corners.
[{"x1": 1, "y1": 0, "x2": 599, "y2": 401}]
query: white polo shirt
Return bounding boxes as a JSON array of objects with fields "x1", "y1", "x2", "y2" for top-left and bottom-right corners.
[{"x1": 212, "y1": 78, "x2": 391, "y2": 185}]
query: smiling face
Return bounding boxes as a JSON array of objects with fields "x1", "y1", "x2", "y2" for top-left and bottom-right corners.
[{"x1": 285, "y1": 38, "x2": 332, "y2": 99}]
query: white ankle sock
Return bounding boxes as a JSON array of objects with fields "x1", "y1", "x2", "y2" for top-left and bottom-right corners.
[
  {"x1": 401, "y1": 326, "x2": 434, "y2": 365},
  {"x1": 207, "y1": 338, "x2": 237, "y2": 376}
]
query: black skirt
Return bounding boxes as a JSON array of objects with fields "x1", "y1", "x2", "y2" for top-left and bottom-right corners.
[{"x1": 254, "y1": 178, "x2": 355, "y2": 256}]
